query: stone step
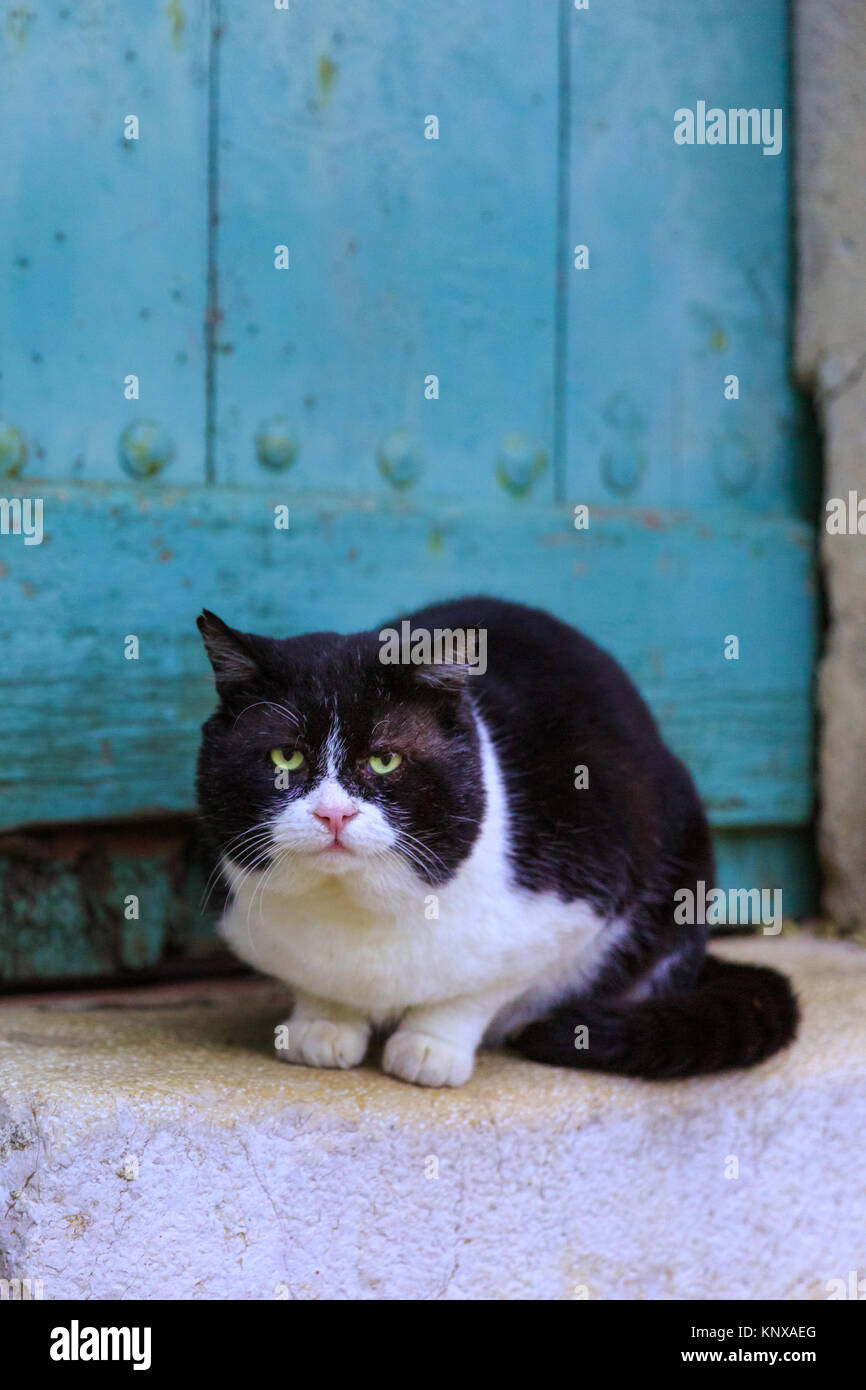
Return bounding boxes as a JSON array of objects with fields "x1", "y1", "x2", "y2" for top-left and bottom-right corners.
[{"x1": 1, "y1": 933, "x2": 864, "y2": 1300}]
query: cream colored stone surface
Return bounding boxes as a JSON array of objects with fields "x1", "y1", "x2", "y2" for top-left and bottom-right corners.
[{"x1": 0, "y1": 934, "x2": 864, "y2": 1300}]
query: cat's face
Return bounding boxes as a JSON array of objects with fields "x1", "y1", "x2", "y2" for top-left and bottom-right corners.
[{"x1": 196, "y1": 612, "x2": 485, "y2": 893}]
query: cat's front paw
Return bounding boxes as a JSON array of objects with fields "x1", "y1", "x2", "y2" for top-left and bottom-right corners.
[
  {"x1": 276, "y1": 1018, "x2": 369, "y2": 1070},
  {"x1": 382, "y1": 1031, "x2": 475, "y2": 1087}
]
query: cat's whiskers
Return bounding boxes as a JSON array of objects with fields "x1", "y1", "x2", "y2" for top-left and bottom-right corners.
[
  {"x1": 232, "y1": 700, "x2": 300, "y2": 732},
  {"x1": 394, "y1": 841, "x2": 442, "y2": 881},
  {"x1": 390, "y1": 825, "x2": 448, "y2": 881},
  {"x1": 247, "y1": 844, "x2": 294, "y2": 956},
  {"x1": 217, "y1": 844, "x2": 282, "y2": 964},
  {"x1": 217, "y1": 839, "x2": 274, "y2": 903},
  {"x1": 200, "y1": 821, "x2": 277, "y2": 909},
  {"x1": 200, "y1": 828, "x2": 273, "y2": 906}
]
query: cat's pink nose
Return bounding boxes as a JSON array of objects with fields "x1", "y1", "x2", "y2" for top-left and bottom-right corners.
[{"x1": 312, "y1": 806, "x2": 358, "y2": 837}]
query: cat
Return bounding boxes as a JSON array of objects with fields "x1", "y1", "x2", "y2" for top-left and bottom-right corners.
[{"x1": 196, "y1": 596, "x2": 798, "y2": 1087}]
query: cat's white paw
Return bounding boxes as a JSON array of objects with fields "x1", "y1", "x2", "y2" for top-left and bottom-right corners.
[
  {"x1": 382, "y1": 1031, "x2": 475, "y2": 1087},
  {"x1": 276, "y1": 1018, "x2": 368, "y2": 1070}
]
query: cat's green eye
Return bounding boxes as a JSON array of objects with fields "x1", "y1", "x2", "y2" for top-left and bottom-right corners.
[
  {"x1": 368, "y1": 752, "x2": 403, "y2": 775},
  {"x1": 270, "y1": 748, "x2": 305, "y2": 772}
]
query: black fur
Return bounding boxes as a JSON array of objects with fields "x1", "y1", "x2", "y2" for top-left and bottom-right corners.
[
  {"x1": 196, "y1": 595, "x2": 799, "y2": 1078},
  {"x1": 512, "y1": 956, "x2": 799, "y2": 1078}
]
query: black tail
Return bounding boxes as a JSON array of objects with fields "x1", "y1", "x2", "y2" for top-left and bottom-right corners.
[{"x1": 510, "y1": 955, "x2": 799, "y2": 1080}]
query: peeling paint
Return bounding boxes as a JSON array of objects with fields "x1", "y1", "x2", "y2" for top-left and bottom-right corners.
[
  {"x1": 0, "y1": 820, "x2": 218, "y2": 986},
  {"x1": 166, "y1": 0, "x2": 185, "y2": 50},
  {"x1": 318, "y1": 54, "x2": 338, "y2": 100},
  {"x1": 5, "y1": 8, "x2": 34, "y2": 46},
  {"x1": 65, "y1": 1213, "x2": 93, "y2": 1238}
]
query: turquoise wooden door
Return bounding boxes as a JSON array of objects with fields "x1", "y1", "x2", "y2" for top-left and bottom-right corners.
[{"x1": 0, "y1": 1, "x2": 817, "y2": 983}]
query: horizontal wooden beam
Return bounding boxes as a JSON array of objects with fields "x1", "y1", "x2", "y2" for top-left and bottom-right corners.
[{"x1": 0, "y1": 483, "x2": 817, "y2": 829}]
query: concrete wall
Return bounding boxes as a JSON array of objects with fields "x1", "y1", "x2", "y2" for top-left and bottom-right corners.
[{"x1": 796, "y1": 0, "x2": 866, "y2": 935}]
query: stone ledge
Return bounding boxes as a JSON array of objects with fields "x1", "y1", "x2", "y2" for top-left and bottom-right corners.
[{"x1": 1, "y1": 933, "x2": 864, "y2": 1300}]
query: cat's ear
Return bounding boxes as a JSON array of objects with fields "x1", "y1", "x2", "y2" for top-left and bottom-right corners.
[{"x1": 197, "y1": 610, "x2": 261, "y2": 692}]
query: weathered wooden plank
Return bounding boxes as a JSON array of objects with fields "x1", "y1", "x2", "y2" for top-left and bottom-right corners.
[
  {"x1": 213, "y1": 0, "x2": 559, "y2": 503},
  {"x1": 0, "y1": 483, "x2": 816, "y2": 829},
  {"x1": 564, "y1": 0, "x2": 813, "y2": 515},
  {"x1": 0, "y1": 820, "x2": 223, "y2": 987},
  {"x1": 0, "y1": 823, "x2": 816, "y2": 989},
  {"x1": 713, "y1": 827, "x2": 818, "y2": 921},
  {"x1": 0, "y1": 1, "x2": 209, "y2": 484}
]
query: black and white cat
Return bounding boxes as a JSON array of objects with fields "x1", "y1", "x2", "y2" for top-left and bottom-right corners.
[{"x1": 196, "y1": 596, "x2": 797, "y2": 1087}]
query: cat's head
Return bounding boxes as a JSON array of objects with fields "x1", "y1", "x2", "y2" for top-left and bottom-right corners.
[{"x1": 196, "y1": 611, "x2": 485, "y2": 895}]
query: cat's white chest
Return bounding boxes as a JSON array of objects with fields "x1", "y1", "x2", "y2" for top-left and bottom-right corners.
[{"x1": 222, "y1": 869, "x2": 606, "y2": 1021}]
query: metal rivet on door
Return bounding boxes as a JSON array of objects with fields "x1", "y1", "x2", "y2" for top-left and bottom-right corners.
[
  {"x1": 254, "y1": 417, "x2": 299, "y2": 472},
  {"x1": 600, "y1": 447, "x2": 646, "y2": 496},
  {"x1": 376, "y1": 429, "x2": 424, "y2": 490},
  {"x1": 118, "y1": 420, "x2": 175, "y2": 478},
  {"x1": 494, "y1": 433, "x2": 547, "y2": 497},
  {"x1": 0, "y1": 419, "x2": 27, "y2": 477}
]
